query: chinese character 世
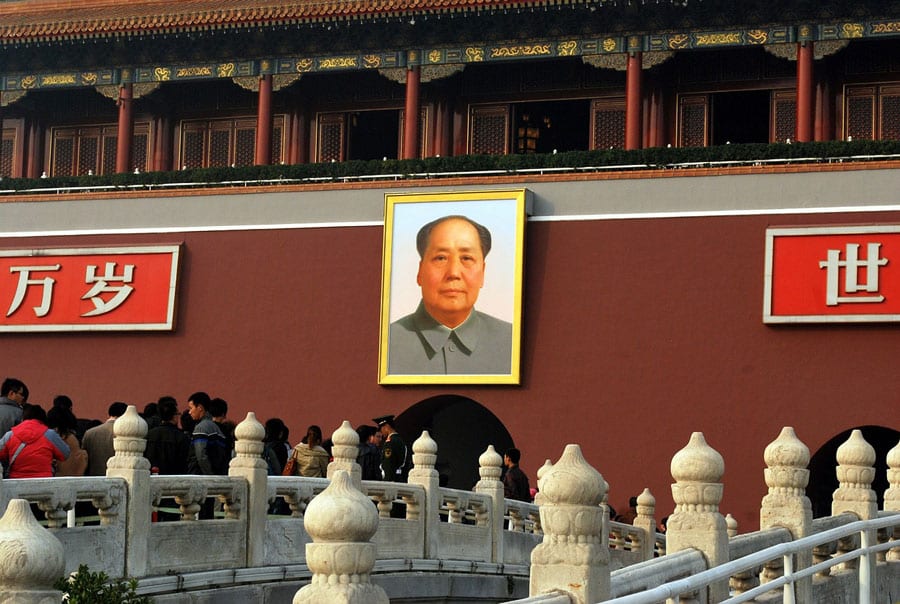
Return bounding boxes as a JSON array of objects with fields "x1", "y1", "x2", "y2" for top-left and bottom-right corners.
[{"x1": 818, "y1": 242, "x2": 888, "y2": 306}]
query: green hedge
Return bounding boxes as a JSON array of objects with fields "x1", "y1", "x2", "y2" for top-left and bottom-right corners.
[{"x1": 3, "y1": 140, "x2": 898, "y2": 193}]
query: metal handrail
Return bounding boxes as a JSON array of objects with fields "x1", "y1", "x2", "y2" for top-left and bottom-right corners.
[
  {"x1": 603, "y1": 512, "x2": 900, "y2": 604},
  {"x1": 1, "y1": 153, "x2": 897, "y2": 197}
]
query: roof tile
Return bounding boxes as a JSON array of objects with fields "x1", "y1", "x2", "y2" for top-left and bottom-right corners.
[{"x1": 0, "y1": 0, "x2": 553, "y2": 43}]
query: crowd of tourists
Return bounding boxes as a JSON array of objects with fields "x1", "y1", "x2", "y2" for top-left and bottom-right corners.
[
  {"x1": 0, "y1": 376, "x2": 544, "y2": 521},
  {"x1": 0, "y1": 377, "x2": 413, "y2": 487}
]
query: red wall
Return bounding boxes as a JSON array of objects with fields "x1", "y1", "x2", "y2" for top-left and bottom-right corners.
[{"x1": 2, "y1": 209, "x2": 899, "y2": 531}]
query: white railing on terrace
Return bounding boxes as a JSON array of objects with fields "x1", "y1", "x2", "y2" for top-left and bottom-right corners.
[
  {"x1": 0, "y1": 152, "x2": 898, "y2": 196},
  {"x1": 603, "y1": 513, "x2": 900, "y2": 604},
  {"x1": 505, "y1": 427, "x2": 900, "y2": 604},
  {"x1": 0, "y1": 413, "x2": 898, "y2": 604}
]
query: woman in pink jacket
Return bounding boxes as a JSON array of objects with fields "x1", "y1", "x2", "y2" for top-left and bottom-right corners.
[{"x1": 0, "y1": 404, "x2": 70, "y2": 478}]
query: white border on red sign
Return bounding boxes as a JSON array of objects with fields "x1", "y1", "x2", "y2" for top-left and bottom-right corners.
[
  {"x1": 0, "y1": 244, "x2": 181, "y2": 332},
  {"x1": 764, "y1": 225, "x2": 900, "y2": 324}
]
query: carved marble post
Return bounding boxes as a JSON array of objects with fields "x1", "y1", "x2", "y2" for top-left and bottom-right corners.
[
  {"x1": 407, "y1": 431, "x2": 440, "y2": 558},
  {"x1": 327, "y1": 421, "x2": 362, "y2": 489},
  {"x1": 759, "y1": 427, "x2": 812, "y2": 601},
  {"x1": 533, "y1": 459, "x2": 552, "y2": 506},
  {"x1": 293, "y1": 470, "x2": 388, "y2": 604},
  {"x1": 832, "y1": 429, "x2": 878, "y2": 520},
  {"x1": 885, "y1": 439, "x2": 900, "y2": 561},
  {"x1": 529, "y1": 444, "x2": 609, "y2": 604},
  {"x1": 634, "y1": 488, "x2": 657, "y2": 561},
  {"x1": 474, "y1": 445, "x2": 504, "y2": 563},
  {"x1": 229, "y1": 412, "x2": 267, "y2": 566},
  {"x1": 667, "y1": 432, "x2": 728, "y2": 604},
  {"x1": 725, "y1": 514, "x2": 738, "y2": 538},
  {"x1": 106, "y1": 404, "x2": 150, "y2": 578},
  {"x1": 0, "y1": 499, "x2": 65, "y2": 603}
]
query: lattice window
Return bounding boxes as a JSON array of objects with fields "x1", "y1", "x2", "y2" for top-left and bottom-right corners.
[
  {"x1": 102, "y1": 135, "x2": 117, "y2": 175},
  {"x1": 317, "y1": 113, "x2": 345, "y2": 162},
  {"x1": 50, "y1": 123, "x2": 149, "y2": 176},
  {"x1": 182, "y1": 129, "x2": 204, "y2": 169},
  {"x1": 235, "y1": 125, "x2": 256, "y2": 167},
  {"x1": 209, "y1": 129, "x2": 231, "y2": 167},
  {"x1": 469, "y1": 105, "x2": 509, "y2": 155},
  {"x1": 771, "y1": 91, "x2": 796, "y2": 143},
  {"x1": 52, "y1": 135, "x2": 76, "y2": 176},
  {"x1": 678, "y1": 95, "x2": 708, "y2": 148},
  {"x1": 132, "y1": 133, "x2": 149, "y2": 173},
  {"x1": 590, "y1": 98, "x2": 626, "y2": 150},
  {"x1": 0, "y1": 131, "x2": 13, "y2": 178},
  {"x1": 272, "y1": 125, "x2": 284, "y2": 164},
  {"x1": 178, "y1": 115, "x2": 284, "y2": 169},
  {"x1": 880, "y1": 88, "x2": 900, "y2": 141},
  {"x1": 78, "y1": 137, "x2": 99, "y2": 176},
  {"x1": 846, "y1": 87, "x2": 876, "y2": 141}
]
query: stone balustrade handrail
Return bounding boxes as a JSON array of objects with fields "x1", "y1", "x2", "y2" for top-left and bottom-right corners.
[
  {"x1": 265, "y1": 475, "x2": 328, "y2": 517},
  {"x1": 609, "y1": 549, "x2": 708, "y2": 598},
  {"x1": 727, "y1": 526, "x2": 792, "y2": 560},
  {"x1": 0, "y1": 411, "x2": 897, "y2": 604},
  {"x1": 1, "y1": 475, "x2": 124, "y2": 526}
]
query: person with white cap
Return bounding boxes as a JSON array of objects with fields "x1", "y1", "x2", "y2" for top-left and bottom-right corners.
[{"x1": 373, "y1": 414, "x2": 408, "y2": 482}]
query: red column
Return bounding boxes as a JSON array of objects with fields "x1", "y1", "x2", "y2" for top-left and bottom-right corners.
[
  {"x1": 159, "y1": 115, "x2": 173, "y2": 171},
  {"x1": 255, "y1": 74, "x2": 273, "y2": 165},
  {"x1": 152, "y1": 116, "x2": 172, "y2": 172},
  {"x1": 796, "y1": 42, "x2": 814, "y2": 143},
  {"x1": 292, "y1": 104, "x2": 309, "y2": 164},
  {"x1": 26, "y1": 119, "x2": 42, "y2": 178},
  {"x1": 452, "y1": 100, "x2": 466, "y2": 156},
  {"x1": 646, "y1": 87, "x2": 662, "y2": 148},
  {"x1": 115, "y1": 83, "x2": 134, "y2": 173},
  {"x1": 625, "y1": 52, "x2": 643, "y2": 150},
  {"x1": 437, "y1": 98, "x2": 453, "y2": 158},
  {"x1": 815, "y1": 63, "x2": 833, "y2": 141},
  {"x1": 0, "y1": 100, "x2": 4, "y2": 177},
  {"x1": 403, "y1": 66, "x2": 420, "y2": 160}
]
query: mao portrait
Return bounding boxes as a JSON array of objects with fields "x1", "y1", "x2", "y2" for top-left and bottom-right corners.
[{"x1": 379, "y1": 190, "x2": 529, "y2": 385}]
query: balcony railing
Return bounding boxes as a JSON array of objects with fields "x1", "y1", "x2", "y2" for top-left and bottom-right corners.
[{"x1": 1, "y1": 141, "x2": 898, "y2": 197}]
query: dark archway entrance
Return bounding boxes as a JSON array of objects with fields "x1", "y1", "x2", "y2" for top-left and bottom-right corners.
[
  {"x1": 807, "y1": 425, "x2": 899, "y2": 518},
  {"x1": 394, "y1": 395, "x2": 514, "y2": 491}
]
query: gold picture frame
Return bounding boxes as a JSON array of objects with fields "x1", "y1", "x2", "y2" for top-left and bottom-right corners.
[{"x1": 378, "y1": 189, "x2": 530, "y2": 384}]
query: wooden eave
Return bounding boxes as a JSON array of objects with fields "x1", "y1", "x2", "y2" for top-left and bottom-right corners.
[{"x1": 0, "y1": 0, "x2": 593, "y2": 44}]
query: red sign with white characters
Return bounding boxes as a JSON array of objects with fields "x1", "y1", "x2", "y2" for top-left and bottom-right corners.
[
  {"x1": 0, "y1": 245, "x2": 180, "y2": 332},
  {"x1": 764, "y1": 226, "x2": 900, "y2": 323}
]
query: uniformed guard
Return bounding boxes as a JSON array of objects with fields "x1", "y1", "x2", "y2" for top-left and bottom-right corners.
[{"x1": 373, "y1": 414, "x2": 408, "y2": 482}]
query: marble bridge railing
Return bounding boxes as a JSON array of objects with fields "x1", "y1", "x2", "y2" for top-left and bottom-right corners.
[
  {"x1": 0, "y1": 407, "x2": 661, "y2": 601},
  {"x1": 1, "y1": 407, "x2": 896, "y2": 603},
  {"x1": 509, "y1": 428, "x2": 900, "y2": 604}
]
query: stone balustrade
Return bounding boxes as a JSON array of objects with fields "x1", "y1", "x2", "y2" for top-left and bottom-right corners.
[{"x1": 0, "y1": 408, "x2": 896, "y2": 604}]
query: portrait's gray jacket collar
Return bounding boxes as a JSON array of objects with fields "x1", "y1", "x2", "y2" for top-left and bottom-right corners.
[{"x1": 410, "y1": 301, "x2": 482, "y2": 356}]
